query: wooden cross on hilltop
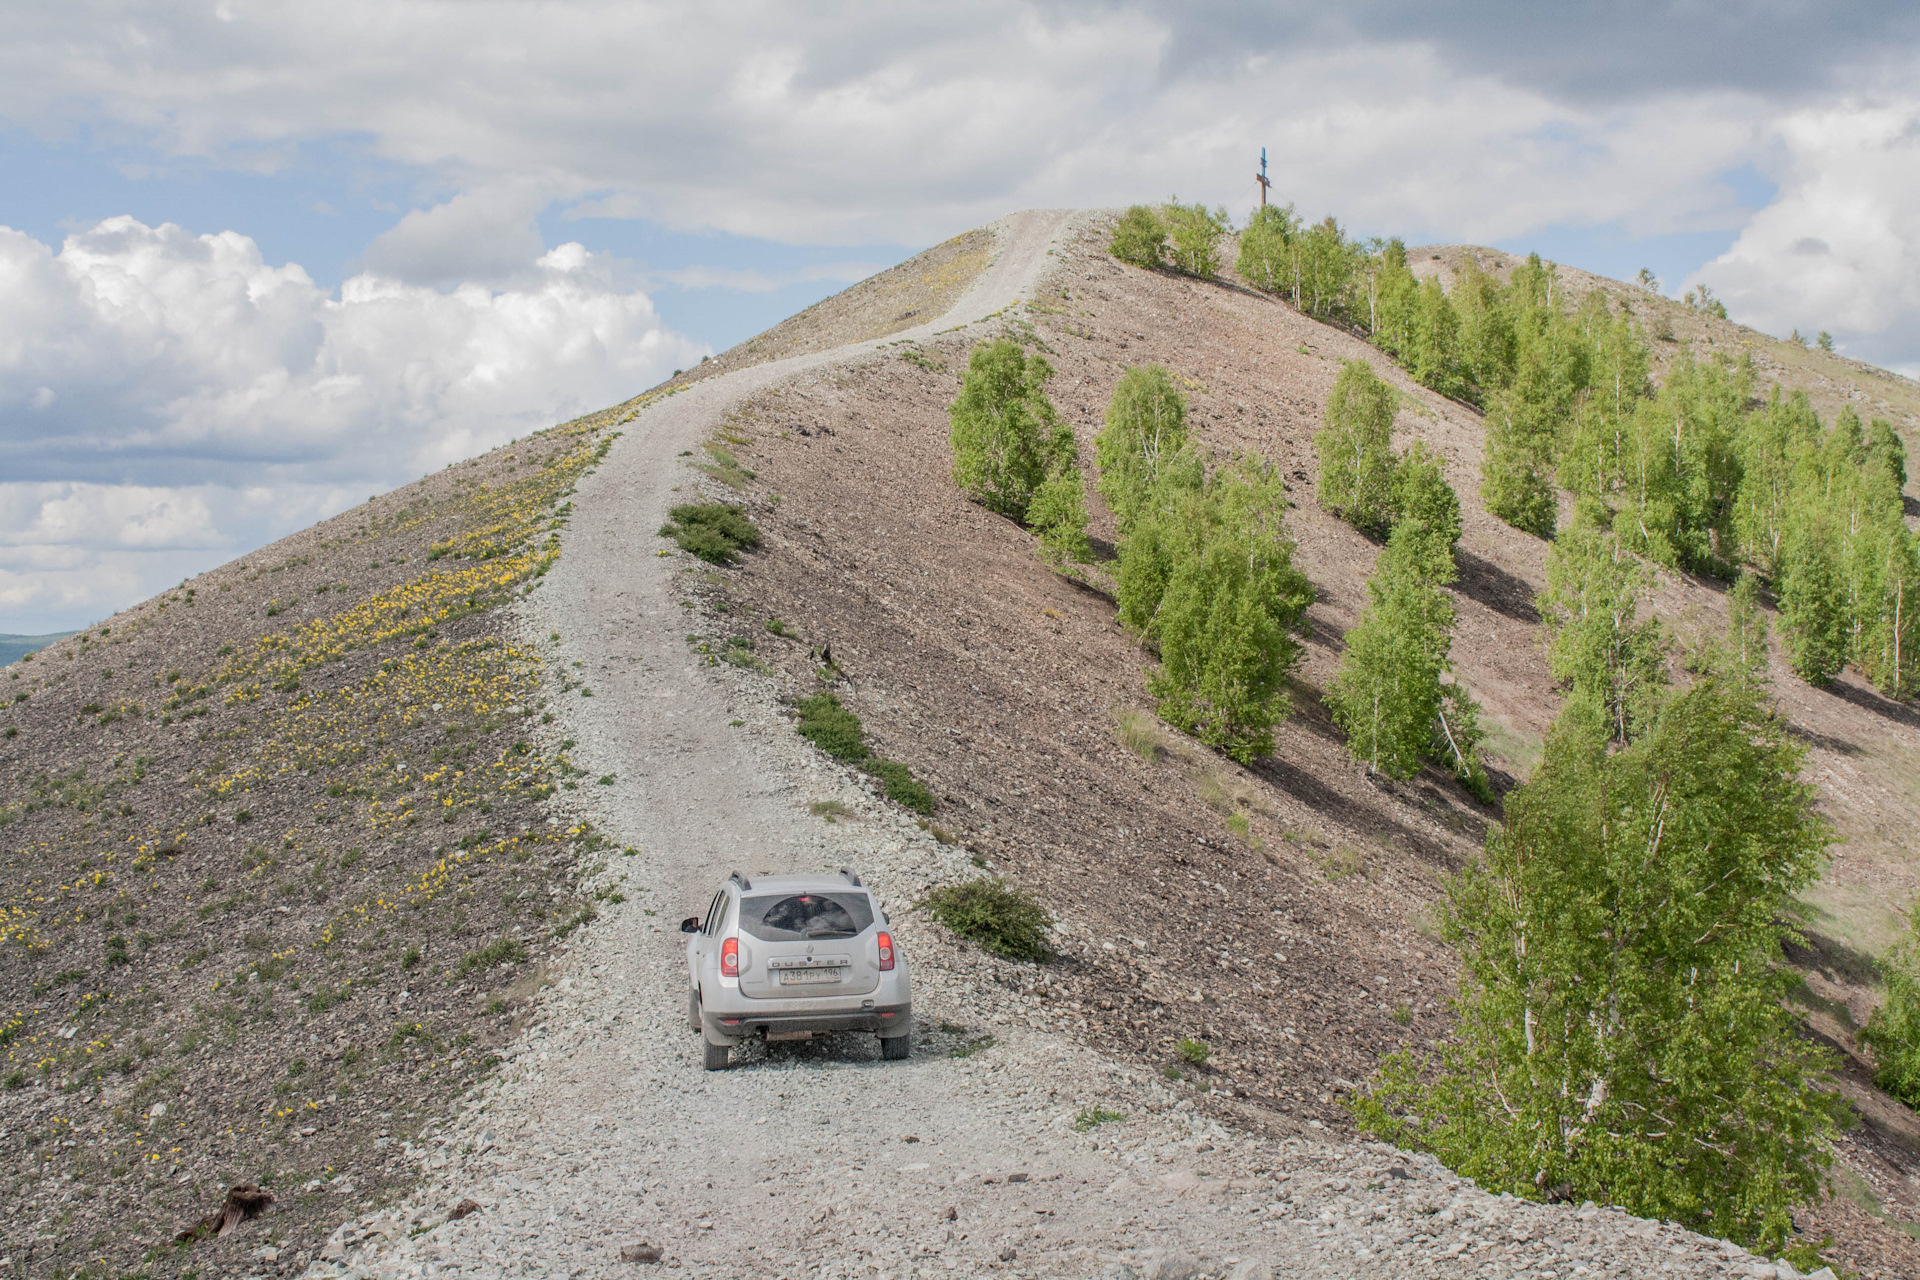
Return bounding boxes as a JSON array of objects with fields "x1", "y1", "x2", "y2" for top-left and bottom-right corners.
[{"x1": 1255, "y1": 147, "x2": 1271, "y2": 208}]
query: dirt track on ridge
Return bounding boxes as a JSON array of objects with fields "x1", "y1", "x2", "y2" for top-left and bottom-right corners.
[{"x1": 307, "y1": 213, "x2": 1795, "y2": 1280}]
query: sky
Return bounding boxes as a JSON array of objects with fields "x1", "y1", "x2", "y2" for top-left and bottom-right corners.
[{"x1": 2, "y1": 1, "x2": 1918, "y2": 635}]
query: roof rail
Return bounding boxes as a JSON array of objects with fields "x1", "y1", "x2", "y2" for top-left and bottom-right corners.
[
  {"x1": 729, "y1": 870, "x2": 752, "y2": 891},
  {"x1": 839, "y1": 868, "x2": 862, "y2": 887}
]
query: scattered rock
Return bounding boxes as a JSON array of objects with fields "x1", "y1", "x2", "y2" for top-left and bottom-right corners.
[
  {"x1": 1138, "y1": 1250, "x2": 1199, "y2": 1280},
  {"x1": 619, "y1": 1243, "x2": 663, "y2": 1264},
  {"x1": 998, "y1": 1246, "x2": 1017, "y2": 1262},
  {"x1": 449, "y1": 1198, "x2": 482, "y2": 1220}
]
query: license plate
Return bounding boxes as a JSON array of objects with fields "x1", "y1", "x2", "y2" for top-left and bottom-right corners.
[{"x1": 779, "y1": 967, "x2": 843, "y2": 985}]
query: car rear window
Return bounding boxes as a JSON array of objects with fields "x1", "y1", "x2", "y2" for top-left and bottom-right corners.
[{"x1": 738, "y1": 892, "x2": 874, "y2": 942}]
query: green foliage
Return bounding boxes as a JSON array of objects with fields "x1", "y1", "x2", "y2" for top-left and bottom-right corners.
[
  {"x1": 1236, "y1": 205, "x2": 1361, "y2": 317},
  {"x1": 920, "y1": 878, "x2": 1053, "y2": 961},
  {"x1": 658, "y1": 503, "x2": 762, "y2": 565},
  {"x1": 795, "y1": 694, "x2": 935, "y2": 813},
  {"x1": 1160, "y1": 201, "x2": 1229, "y2": 278},
  {"x1": 456, "y1": 937, "x2": 525, "y2": 976},
  {"x1": 796, "y1": 693, "x2": 870, "y2": 763},
  {"x1": 1176, "y1": 1037, "x2": 1212, "y2": 1065},
  {"x1": 1325, "y1": 523, "x2": 1458, "y2": 779},
  {"x1": 867, "y1": 759, "x2": 937, "y2": 816},
  {"x1": 1390, "y1": 442, "x2": 1462, "y2": 577},
  {"x1": 1096, "y1": 364, "x2": 1191, "y2": 536},
  {"x1": 1103, "y1": 375, "x2": 1310, "y2": 763},
  {"x1": 1355, "y1": 666, "x2": 1843, "y2": 1255},
  {"x1": 1072, "y1": 1106, "x2": 1127, "y2": 1131},
  {"x1": 1028, "y1": 466, "x2": 1093, "y2": 569},
  {"x1": 1146, "y1": 460, "x2": 1314, "y2": 762},
  {"x1": 947, "y1": 338, "x2": 1073, "y2": 523},
  {"x1": 1539, "y1": 518, "x2": 1669, "y2": 744},
  {"x1": 1777, "y1": 515, "x2": 1849, "y2": 685},
  {"x1": 1862, "y1": 900, "x2": 1920, "y2": 1108},
  {"x1": 1315, "y1": 360, "x2": 1399, "y2": 535},
  {"x1": 1109, "y1": 205, "x2": 1167, "y2": 269},
  {"x1": 1233, "y1": 204, "x2": 1298, "y2": 295}
]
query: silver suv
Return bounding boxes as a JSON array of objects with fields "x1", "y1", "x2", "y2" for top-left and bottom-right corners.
[{"x1": 681, "y1": 869, "x2": 912, "y2": 1071}]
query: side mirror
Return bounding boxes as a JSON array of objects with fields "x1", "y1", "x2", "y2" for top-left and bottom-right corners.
[{"x1": 680, "y1": 917, "x2": 701, "y2": 934}]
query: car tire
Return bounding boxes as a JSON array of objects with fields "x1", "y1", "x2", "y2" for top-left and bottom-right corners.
[
  {"x1": 687, "y1": 990, "x2": 702, "y2": 1035},
  {"x1": 880, "y1": 1033, "x2": 911, "y2": 1061},
  {"x1": 703, "y1": 1039, "x2": 731, "y2": 1071}
]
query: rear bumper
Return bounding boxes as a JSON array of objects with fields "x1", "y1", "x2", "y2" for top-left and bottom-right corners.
[{"x1": 704, "y1": 1002, "x2": 911, "y2": 1042}]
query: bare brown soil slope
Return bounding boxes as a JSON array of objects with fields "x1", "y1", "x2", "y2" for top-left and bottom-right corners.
[
  {"x1": 678, "y1": 221, "x2": 1920, "y2": 1276},
  {"x1": 0, "y1": 413, "x2": 631, "y2": 1276}
]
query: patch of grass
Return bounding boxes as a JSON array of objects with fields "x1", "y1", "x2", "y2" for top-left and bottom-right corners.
[
  {"x1": 868, "y1": 759, "x2": 937, "y2": 815},
  {"x1": 1481, "y1": 717, "x2": 1544, "y2": 781},
  {"x1": 457, "y1": 937, "x2": 525, "y2": 975},
  {"x1": 948, "y1": 1034, "x2": 996, "y2": 1059},
  {"x1": 766, "y1": 618, "x2": 791, "y2": 637},
  {"x1": 1392, "y1": 1003, "x2": 1414, "y2": 1026},
  {"x1": 1224, "y1": 812, "x2": 1252, "y2": 842},
  {"x1": 920, "y1": 879, "x2": 1053, "y2": 962},
  {"x1": 1114, "y1": 707, "x2": 1163, "y2": 761},
  {"x1": 1161, "y1": 1064, "x2": 1185, "y2": 1081},
  {"x1": 305, "y1": 984, "x2": 350, "y2": 1015},
  {"x1": 1319, "y1": 847, "x2": 1367, "y2": 881},
  {"x1": 795, "y1": 694, "x2": 935, "y2": 813},
  {"x1": 400, "y1": 945, "x2": 421, "y2": 970},
  {"x1": 658, "y1": 503, "x2": 761, "y2": 565},
  {"x1": 1176, "y1": 1037, "x2": 1212, "y2": 1066},
  {"x1": 551, "y1": 905, "x2": 597, "y2": 940},
  {"x1": 693, "y1": 443, "x2": 757, "y2": 488},
  {"x1": 809, "y1": 799, "x2": 852, "y2": 820},
  {"x1": 1071, "y1": 1106, "x2": 1126, "y2": 1132},
  {"x1": 796, "y1": 693, "x2": 868, "y2": 762}
]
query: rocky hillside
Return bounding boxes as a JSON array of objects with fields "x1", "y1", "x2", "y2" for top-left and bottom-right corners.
[
  {"x1": 0, "y1": 409, "x2": 643, "y2": 1277},
  {"x1": 5, "y1": 210, "x2": 1920, "y2": 1279},
  {"x1": 665, "y1": 219, "x2": 1920, "y2": 1276}
]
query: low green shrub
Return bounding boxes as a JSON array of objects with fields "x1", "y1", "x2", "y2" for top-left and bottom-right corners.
[
  {"x1": 1177, "y1": 1037, "x2": 1212, "y2": 1065},
  {"x1": 796, "y1": 693, "x2": 869, "y2": 763},
  {"x1": 456, "y1": 937, "x2": 524, "y2": 975},
  {"x1": 868, "y1": 760, "x2": 936, "y2": 815},
  {"x1": 796, "y1": 694, "x2": 935, "y2": 812},
  {"x1": 658, "y1": 503, "x2": 761, "y2": 565},
  {"x1": 1072, "y1": 1106, "x2": 1127, "y2": 1132},
  {"x1": 921, "y1": 878, "x2": 1053, "y2": 962}
]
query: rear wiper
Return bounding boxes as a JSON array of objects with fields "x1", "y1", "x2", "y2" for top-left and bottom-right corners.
[{"x1": 804, "y1": 927, "x2": 855, "y2": 939}]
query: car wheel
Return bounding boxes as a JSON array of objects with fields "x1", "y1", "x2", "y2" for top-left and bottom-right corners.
[
  {"x1": 687, "y1": 990, "x2": 702, "y2": 1035},
  {"x1": 703, "y1": 1039, "x2": 731, "y2": 1071},
  {"x1": 880, "y1": 1033, "x2": 910, "y2": 1061}
]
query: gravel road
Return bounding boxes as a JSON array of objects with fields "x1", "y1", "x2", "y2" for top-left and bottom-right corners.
[{"x1": 297, "y1": 211, "x2": 1807, "y2": 1280}]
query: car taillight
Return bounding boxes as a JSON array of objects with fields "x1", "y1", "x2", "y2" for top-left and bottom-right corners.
[
  {"x1": 876, "y1": 931, "x2": 895, "y2": 972},
  {"x1": 721, "y1": 936, "x2": 739, "y2": 978}
]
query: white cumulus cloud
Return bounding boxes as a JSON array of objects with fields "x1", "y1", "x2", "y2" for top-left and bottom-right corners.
[
  {"x1": 0, "y1": 217, "x2": 703, "y2": 631},
  {"x1": 1695, "y1": 97, "x2": 1920, "y2": 372}
]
